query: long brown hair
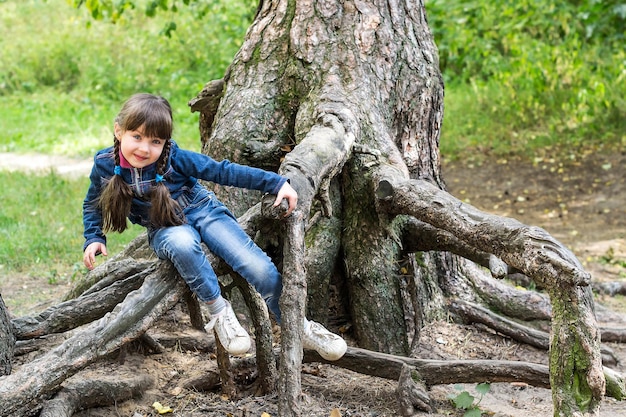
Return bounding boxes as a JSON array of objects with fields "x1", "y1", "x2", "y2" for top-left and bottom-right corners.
[{"x1": 99, "y1": 93, "x2": 184, "y2": 233}]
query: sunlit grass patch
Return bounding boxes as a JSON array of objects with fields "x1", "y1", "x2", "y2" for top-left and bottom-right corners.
[{"x1": 0, "y1": 171, "x2": 142, "y2": 275}]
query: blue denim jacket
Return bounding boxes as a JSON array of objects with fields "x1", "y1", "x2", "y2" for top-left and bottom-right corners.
[{"x1": 83, "y1": 141, "x2": 288, "y2": 250}]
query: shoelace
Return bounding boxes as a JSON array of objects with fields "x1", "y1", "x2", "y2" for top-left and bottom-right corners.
[
  {"x1": 304, "y1": 322, "x2": 337, "y2": 344},
  {"x1": 220, "y1": 308, "x2": 248, "y2": 338}
]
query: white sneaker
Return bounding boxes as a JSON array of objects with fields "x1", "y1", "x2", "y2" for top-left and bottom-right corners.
[
  {"x1": 205, "y1": 301, "x2": 251, "y2": 355},
  {"x1": 303, "y1": 320, "x2": 347, "y2": 361}
]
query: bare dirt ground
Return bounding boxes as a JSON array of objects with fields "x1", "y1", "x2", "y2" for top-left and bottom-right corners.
[{"x1": 2, "y1": 148, "x2": 626, "y2": 416}]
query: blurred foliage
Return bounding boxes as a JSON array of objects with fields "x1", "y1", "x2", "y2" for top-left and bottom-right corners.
[
  {"x1": 0, "y1": 0, "x2": 255, "y2": 156},
  {"x1": 0, "y1": 0, "x2": 623, "y2": 160},
  {"x1": 427, "y1": 0, "x2": 625, "y2": 82},
  {"x1": 425, "y1": 0, "x2": 626, "y2": 159}
]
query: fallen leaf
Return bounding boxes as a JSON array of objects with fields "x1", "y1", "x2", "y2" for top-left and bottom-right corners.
[{"x1": 152, "y1": 401, "x2": 173, "y2": 414}]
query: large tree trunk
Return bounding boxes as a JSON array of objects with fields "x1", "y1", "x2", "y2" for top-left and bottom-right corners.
[
  {"x1": 192, "y1": 0, "x2": 605, "y2": 415},
  {"x1": 0, "y1": 294, "x2": 15, "y2": 376},
  {"x1": 199, "y1": 0, "x2": 447, "y2": 355}
]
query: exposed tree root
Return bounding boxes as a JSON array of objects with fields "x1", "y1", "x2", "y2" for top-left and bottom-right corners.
[
  {"x1": 304, "y1": 346, "x2": 551, "y2": 387},
  {"x1": 302, "y1": 346, "x2": 626, "y2": 401},
  {"x1": 147, "y1": 329, "x2": 215, "y2": 352},
  {"x1": 375, "y1": 168, "x2": 607, "y2": 413},
  {"x1": 464, "y1": 262, "x2": 553, "y2": 322},
  {"x1": 0, "y1": 294, "x2": 14, "y2": 376},
  {"x1": 3, "y1": 255, "x2": 626, "y2": 415},
  {"x1": 600, "y1": 328, "x2": 626, "y2": 343},
  {"x1": 39, "y1": 373, "x2": 153, "y2": 417},
  {"x1": 181, "y1": 369, "x2": 222, "y2": 392},
  {"x1": 2, "y1": 152, "x2": 623, "y2": 416},
  {"x1": 593, "y1": 281, "x2": 626, "y2": 297},
  {"x1": 450, "y1": 299, "x2": 619, "y2": 367},
  {"x1": 0, "y1": 264, "x2": 186, "y2": 416},
  {"x1": 450, "y1": 299, "x2": 552, "y2": 350},
  {"x1": 396, "y1": 364, "x2": 434, "y2": 414},
  {"x1": 12, "y1": 269, "x2": 148, "y2": 340}
]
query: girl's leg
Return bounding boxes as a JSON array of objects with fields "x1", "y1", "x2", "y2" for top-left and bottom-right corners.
[
  {"x1": 186, "y1": 199, "x2": 282, "y2": 322},
  {"x1": 150, "y1": 225, "x2": 221, "y2": 302},
  {"x1": 150, "y1": 225, "x2": 251, "y2": 354},
  {"x1": 185, "y1": 194, "x2": 346, "y2": 360}
]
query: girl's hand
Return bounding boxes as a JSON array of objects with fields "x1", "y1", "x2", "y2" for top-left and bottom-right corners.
[
  {"x1": 274, "y1": 182, "x2": 298, "y2": 216},
  {"x1": 83, "y1": 242, "x2": 108, "y2": 270}
]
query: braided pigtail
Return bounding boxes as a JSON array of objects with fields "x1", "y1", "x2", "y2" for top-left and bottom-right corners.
[
  {"x1": 149, "y1": 140, "x2": 185, "y2": 228},
  {"x1": 99, "y1": 138, "x2": 134, "y2": 233}
]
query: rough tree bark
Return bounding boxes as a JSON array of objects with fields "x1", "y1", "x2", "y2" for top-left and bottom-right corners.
[
  {"x1": 191, "y1": 0, "x2": 607, "y2": 415},
  {"x1": 0, "y1": 0, "x2": 622, "y2": 416},
  {"x1": 0, "y1": 294, "x2": 15, "y2": 376}
]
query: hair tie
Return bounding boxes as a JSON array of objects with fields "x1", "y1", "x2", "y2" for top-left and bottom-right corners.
[
  {"x1": 114, "y1": 165, "x2": 122, "y2": 175},
  {"x1": 155, "y1": 174, "x2": 164, "y2": 183}
]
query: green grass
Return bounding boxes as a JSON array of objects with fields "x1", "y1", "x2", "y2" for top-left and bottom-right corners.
[
  {"x1": 0, "y1": 0, "x2": 255, "y2": 156},
  {"x1": 439, "y1": 77, "x2": 626, "y2": 162},
  {"x1": 0, "y1": 171, "x2": 142, "y2": 276}
]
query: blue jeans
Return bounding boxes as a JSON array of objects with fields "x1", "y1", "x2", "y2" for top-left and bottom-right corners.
[{"x1": 149, "y1": 190, "x2": 282, "y2": 322}]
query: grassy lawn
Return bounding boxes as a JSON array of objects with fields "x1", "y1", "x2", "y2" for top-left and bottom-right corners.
[
  {"x1": 0, "y1": 171, "x2": 143, "y2": 277},
  {"x1": 0, "y1": 0, "x2": 254, "y2": 156}
]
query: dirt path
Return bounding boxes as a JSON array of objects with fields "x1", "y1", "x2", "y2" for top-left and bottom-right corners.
[
  {"x1": 0, "y1": 152, "x2": 93, "y2": 177},
  {"x1": 444, "y1": 150, "x2": 626, "y2": 303},
  {"x1": 443, "y1": 150, "x2": 626, "y2": 247},
  {"x1": 2, "y1": 149, "x2": 626, "y2": 416}
]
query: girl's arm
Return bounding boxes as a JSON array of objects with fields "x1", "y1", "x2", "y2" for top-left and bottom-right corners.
[
  {"x1": 172, "y1": 144, "x2": 288, "y2": 195},
  {"x1": 83, "y1": 155, "x2": 108, "y2": 250}
]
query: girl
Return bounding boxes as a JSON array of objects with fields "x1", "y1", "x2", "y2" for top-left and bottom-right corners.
[{"x1": 82, "y1": 93, "x2": 346, "y2": 361}]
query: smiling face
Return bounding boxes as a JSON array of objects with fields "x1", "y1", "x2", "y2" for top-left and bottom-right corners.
[
  {"x1": 115, "y1": 123, "x2": 166, "y2": 169},
  {"x1": 112, "y1": 94, "x2": 174, "y2": 169}
]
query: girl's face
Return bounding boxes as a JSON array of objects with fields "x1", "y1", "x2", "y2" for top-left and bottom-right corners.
[{"x1": 115, "y1": 123, "x2": 165, "y2": 169}]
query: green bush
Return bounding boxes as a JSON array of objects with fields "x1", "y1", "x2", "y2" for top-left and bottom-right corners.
[
  {"x1": 426, "y1": 0, "x2": 625, "y2": 82},
  {"x1": 426, "y1": 0, "x2": 626, "y2": 159}
]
